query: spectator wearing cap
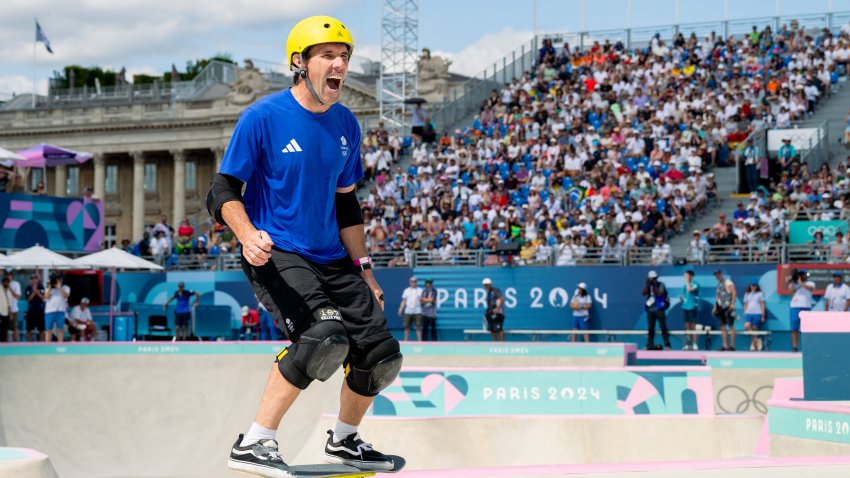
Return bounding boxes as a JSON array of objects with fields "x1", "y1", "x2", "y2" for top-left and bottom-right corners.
[
  {"x1": 398, "y1": 276, "x2": 423, "y2": 341},
  {"x1": 163, "y1": 282, "x2": 199, "y2": 341},
  {"x1": 824, "y1": 272, "x2": 850, "y2": 313},
  {"x1": 420, "y1": 278, "x2": 439, "y2": 341},
  {"x1": 713, "y1": 270, "x2": 737, "y2": 351},
  {"x1": 570, "y1": 282, "x2": 592, "y2": 343},
  {"x1": 483, "y1": 278, "x2": 505, "y2": 342},
  {"x1": 68, "y1": 297, "x2": 97, "y2": 342},
  {"x1": 241, "y1": 305, "x2": 259, "y2": 340},
  {"x1": 778, "y1": 138, "x2": 797, "y2": 172},
  {"x1": 642, "y1": 270, "x2": 671, "y2": 350}
]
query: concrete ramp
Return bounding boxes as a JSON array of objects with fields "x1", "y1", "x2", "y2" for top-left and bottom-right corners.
[
  {"x1": 392, "y1": 456, "x2": 850, "y2": 478},
  {"x1": 291, "y1": 414, "x2": 763, "y2": 470},
  {"x1": 0, "y1": 344, "x2": 342, "y2": 478},
  {"x1": 0, "y1": 448, "x2": 59, "y2": 478}
]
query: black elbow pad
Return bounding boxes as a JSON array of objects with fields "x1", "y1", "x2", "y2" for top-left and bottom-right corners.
[
  {"x1": 206, "y1": 173, "x2": 244, "y2": 225},
  {"x1": 335, "y1": 190, "x2": 364, "y2": 229}
]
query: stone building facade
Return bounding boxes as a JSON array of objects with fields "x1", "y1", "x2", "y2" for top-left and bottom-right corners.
[{"x1": 0, "y1": 62, "x2": 380, "y2": 245}]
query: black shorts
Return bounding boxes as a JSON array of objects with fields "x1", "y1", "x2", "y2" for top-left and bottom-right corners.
[
  {"x1": 715, "y1": 306, "x2": 735, "y2": 326},
  {"x1": 242, "y1": 248, "x2": 392, "y2": 347},
  {"x1": 175, "y1": 312, "x2": 191, "y2": 327},
  {"x1": 486, "y1": 312, "x2": 505, "y2": 333},
  {"x1": 26, "y1": 310, "x2": 44, "y2": 331},
  {"x1": 412, "y1": 126, "x2": 424, "y2": 137}
]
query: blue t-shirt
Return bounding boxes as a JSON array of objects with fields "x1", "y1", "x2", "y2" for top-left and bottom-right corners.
[
  {"x1": 172, "y1": 289, "x2": 195, "y2": 314},
  {"x1": 220, "y1": 89, "x2": 364, "y2": 263}
]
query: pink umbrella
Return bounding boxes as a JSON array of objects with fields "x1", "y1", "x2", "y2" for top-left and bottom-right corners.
[{"x1": 15, "y1": 143, "x2": 93, "y2": 168}]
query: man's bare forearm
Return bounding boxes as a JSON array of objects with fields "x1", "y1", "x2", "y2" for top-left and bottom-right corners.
[
  {"x1": 221, "y1": 201, "x2": 256, "y2": 241},
  {"x1": 339, "y1": 224, "x2": 372, "y2": 275}
]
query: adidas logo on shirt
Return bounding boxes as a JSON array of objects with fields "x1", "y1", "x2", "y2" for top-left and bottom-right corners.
[{"x1": 281, "y1": 139, "x2": 302, "y2": 154}]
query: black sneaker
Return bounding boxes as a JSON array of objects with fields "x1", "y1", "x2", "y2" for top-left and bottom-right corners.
[
  {"x1": 227, "y1": 434, "x2": 293, "y2": 478},
  {"x1": 323, "y1": 430, "x2": 394, "y2": 471}
]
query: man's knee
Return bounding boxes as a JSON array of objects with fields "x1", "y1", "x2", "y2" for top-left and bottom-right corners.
[
  {"x1": 345, "y1": 336, "x2": 403, "y2": 397},
  {"x1": 277, "y1": 316, "x2": 349, "y2": 390}
]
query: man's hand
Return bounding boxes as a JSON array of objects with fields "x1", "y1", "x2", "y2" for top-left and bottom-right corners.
[
  {"x1": 363, "y1": 274, "x2": 385, "y2": 311},
  {"x1": 242, "y1": 230, "x2": 274, "y2": 266}
]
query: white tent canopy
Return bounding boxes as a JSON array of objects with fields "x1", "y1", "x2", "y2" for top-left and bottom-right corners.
[
  {"x1": 0, "y1": 147, "x2": 25, "y2": 161},
  {"x1": 3, "y1": 245, "x2": 79, "y2": 269},
  {"x1": 72, "y1": 247, "x2": 163, "y2": 271}
]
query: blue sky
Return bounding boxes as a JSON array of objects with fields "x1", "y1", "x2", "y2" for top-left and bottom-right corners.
[{"x1": 2, "y1": 0, "x2": 850, "y2": 97}]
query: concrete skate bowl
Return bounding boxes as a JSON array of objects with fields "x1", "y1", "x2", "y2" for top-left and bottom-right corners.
[{"x1": 0, "y1": 341, "x2": 833, "y2": 478}]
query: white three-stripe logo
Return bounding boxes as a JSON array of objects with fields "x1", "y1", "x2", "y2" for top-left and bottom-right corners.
[{"x1": 282, "y1": 139, "x2": 302, "y2": 154}]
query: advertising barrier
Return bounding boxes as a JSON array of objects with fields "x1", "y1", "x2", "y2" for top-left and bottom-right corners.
[
  {"x1": 110, "y1": 264, "x2": 806, "y2": 339},
  {"x1": 371, "y1": 367, "x2": 714, "y2": 417},
  {"x1": 788, "y1": 220, "x2": 847, "y2": 244},
  {"x1": 0, "y1": 193, "x2": 103, "y2": 251}
]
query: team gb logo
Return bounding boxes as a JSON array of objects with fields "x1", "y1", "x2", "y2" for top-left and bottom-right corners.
[{"x1": 340, "y1": 136, "x2": 349, "y2": 157}]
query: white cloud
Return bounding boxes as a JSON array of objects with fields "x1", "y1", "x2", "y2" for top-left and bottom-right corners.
[
  {"x1": 431, "y1": 27, "x2": 535, "y2": 77},
  {"x1": 0, "y1": 0, "x2": 351, "y2": 69},
  {"x1": 0, "y1": 75, "x2": 49, "y2": 96}
]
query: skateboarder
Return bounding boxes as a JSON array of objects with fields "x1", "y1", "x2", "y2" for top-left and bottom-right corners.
[{"x1": 208, "y1": 15, "x2": 402, "y2": 477}]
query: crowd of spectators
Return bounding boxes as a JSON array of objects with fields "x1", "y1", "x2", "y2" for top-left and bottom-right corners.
[
  {"x1": 126, "y1": 214, "x2": 239, "y2": 269},
  {"x1": 685, "y1": 155, "x2": 850, "y2": 264},
  {"x1": 359, "y1": 22, "x2": 847, "y2": 266}
]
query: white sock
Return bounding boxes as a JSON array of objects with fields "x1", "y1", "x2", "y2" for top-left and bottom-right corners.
[
  {"x1": 240, "y1": 422, "x2": 277, "y2": 447},
  {"x1": 333, "y1": 419, "x2": 358, "y2": 443}
]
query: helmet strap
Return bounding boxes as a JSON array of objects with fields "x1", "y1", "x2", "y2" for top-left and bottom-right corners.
[{"x1": 294, "y1": 52, "x2": 325, "y2": 107}]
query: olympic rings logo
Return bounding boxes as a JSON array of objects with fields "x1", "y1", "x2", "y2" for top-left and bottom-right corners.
[
  {"x1": 716, "y1": 385, "x2": 773, "y2": 414},
  {"x1": 807, "y1": 225, "x2": 841, "y2": 237}
]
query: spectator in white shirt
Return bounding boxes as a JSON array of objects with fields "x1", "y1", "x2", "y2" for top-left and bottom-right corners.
[
  {"x1": 651, "y1": 236, "x2": 672, "y2": 265},
  {"x1": 824, "y1": 272, "x2": 850, "y2": 312},
  {"x1": 788, "y1": 270, "x2": 816, "y2": 352},
  {"x1": 397, "y1": 277, "x2": 423, "y2": 341},
  {"x1": 4, "y1": 271, "x2": 21, "y2": 342},
  {"x1": 150, "y1": 230, "x2": 170, "y2": 266},
  {"x1": 68, "y1": 297, "x2": 98, "y2": 342},
  {"x1": 743, "y1": 284, "x2": 766, "y2": 351}
]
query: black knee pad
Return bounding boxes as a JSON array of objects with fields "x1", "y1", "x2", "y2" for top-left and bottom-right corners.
[
  {"x1": 277, "y1": 317, "x2": 349, "y2": 390},
  {"x1": 345, "y1": 337, "x2": 403, "y2": 397}
]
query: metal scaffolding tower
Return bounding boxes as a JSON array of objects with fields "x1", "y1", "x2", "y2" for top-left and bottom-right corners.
[{"x1": 379, "y1": 0, "x2": 418, "y2": 129}]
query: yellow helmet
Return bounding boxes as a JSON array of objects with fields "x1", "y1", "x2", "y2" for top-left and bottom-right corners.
[{"x1": 286, "y1": 15, "x2": 354, "y2": 70}]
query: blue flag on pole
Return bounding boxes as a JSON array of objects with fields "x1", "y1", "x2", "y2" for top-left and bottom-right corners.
[{"x1": 36, "y1": 20, "x2": 53, "y2": 54}]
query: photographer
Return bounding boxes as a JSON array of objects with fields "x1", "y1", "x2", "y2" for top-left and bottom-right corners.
[
  {"x1": 642, "y1": 271, "x2": 671, "y2": 350},
  {"x1": 44, "y1": 274, "x2": 70, "y2": 342},
  {"x1": 788, "y1": 269, "x2": 816, "y2": 353}
]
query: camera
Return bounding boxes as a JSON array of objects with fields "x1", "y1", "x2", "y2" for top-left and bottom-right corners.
[
  {"x1": 49, "y1": 273, "x2": 62, "y2": 286},
  {"x1": 791, "y1": 270, "x2": 808, "y2": 282}
]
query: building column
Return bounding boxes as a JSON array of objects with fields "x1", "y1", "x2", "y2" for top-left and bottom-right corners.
[
  {"x1": 93, "y1": 153, "x2": 106, "y2": 200},
  {"x1": 54, "y1": 165, "x2": 67, "y2": 197},
  {"x1": 172, "y1": 149, "x2": 186, "y2": 224},
  {"x1": 213, "y1": 146, "x2": 225, "y2": 172},
  {"x1": 131, "y1": 151, "x2": 145, "y2": 241}
]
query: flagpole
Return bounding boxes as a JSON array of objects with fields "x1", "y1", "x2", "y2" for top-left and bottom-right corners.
[{"x1": 32, "y1": 18, "x2": 36, "y2": 109}]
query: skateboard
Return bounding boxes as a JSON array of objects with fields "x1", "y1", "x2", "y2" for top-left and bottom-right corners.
[{"x1": 284, "y1": 455, "x2": 406, "y2": 478}]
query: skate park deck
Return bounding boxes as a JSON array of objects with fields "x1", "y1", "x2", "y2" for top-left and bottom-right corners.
[{"x1": 0, "y1": 341, "x2": 835, "y2": 478}]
